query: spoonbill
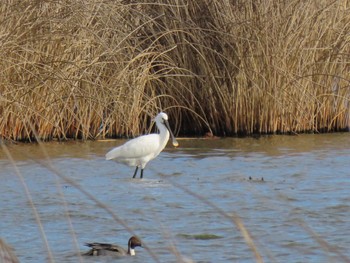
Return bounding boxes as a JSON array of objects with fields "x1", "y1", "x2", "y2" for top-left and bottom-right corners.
[
  {"x1": 106, "y1": 112, "x2": 178, "y2": 178},
  {"x1": 84, "y1": 236, "x2": 142, "y2": 256}
]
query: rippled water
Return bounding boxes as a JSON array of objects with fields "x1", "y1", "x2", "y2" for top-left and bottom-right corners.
[{"x1": 0, "y1": 134, "x2": 349, "y2": 262}]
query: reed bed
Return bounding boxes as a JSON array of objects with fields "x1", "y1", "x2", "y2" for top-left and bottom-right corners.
[{"x1": 0, "y1": 0, "x2": 349, "y2": 141}]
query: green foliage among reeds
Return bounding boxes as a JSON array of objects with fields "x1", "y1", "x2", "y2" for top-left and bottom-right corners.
[{"x1": 0, "y1": 0, "x2": 349, "y2": 141}]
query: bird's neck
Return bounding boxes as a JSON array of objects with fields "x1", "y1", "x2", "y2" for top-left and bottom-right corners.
[
  {"x1": 128, "y1": 248, "x2": 136, "y2": 256},
  {"x1": 157, "y1": 122, "x2": 170, "y2": 146}
]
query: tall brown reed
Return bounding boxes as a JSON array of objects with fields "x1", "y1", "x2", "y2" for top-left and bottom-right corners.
[{"x1": 0, "y1": 0, "x2": 349, "y2": 141}]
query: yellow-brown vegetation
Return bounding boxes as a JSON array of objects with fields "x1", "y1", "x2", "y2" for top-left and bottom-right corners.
[{"x1": 0, "y1": 0, "x2": 349, "y2": 141}]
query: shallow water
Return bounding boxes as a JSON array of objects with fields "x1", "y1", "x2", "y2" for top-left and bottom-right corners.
[{"x1": 0, "y1": 134, "x2": 349, "y2": 262}]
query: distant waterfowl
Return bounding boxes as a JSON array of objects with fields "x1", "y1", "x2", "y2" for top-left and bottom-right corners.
[
  {"x1": 106, "y1": 112, "x2": 178, "y2": 178},
  {"x1": 0, "y1": 239, "x2": 19, "y2": 263},
  {"x1": 84, "y1": 236, "x2": 142, "y2": 256},
  {"x1": 248, "y1": 176, "x2": 265, "y2": 182}
]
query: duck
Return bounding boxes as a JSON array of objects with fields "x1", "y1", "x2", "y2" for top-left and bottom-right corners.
[
  {"x1": 105, "y1": 112, "x2": 178, "y2": 178},
  {"x1": 83, "y1": 236, "x2": 142, "y2": 256}
]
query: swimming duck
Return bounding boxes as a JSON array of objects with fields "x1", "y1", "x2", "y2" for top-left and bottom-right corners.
[{"x1": 83, "y1": 236, "x2": 142, "y2": 256}]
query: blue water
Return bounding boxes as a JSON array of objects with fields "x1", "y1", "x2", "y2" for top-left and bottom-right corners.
[{"x1": 0, "y1": 134, "x2": 349, "y2": 262}]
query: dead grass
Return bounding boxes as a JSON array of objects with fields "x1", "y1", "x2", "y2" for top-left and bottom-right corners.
[{"x1": 0, "y1": 0, "x2": 349, "y2": 141}]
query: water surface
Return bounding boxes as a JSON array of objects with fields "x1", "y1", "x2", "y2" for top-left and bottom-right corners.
[{"x1": 0, "y1": 134, "x2": 349, "y2": 262}]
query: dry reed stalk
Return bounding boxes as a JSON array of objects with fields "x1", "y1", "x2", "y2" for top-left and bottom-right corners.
[
  {"x1": 4, "y1": 124, "x2": 163, "y2": 262},
  {"x1": 298, "y1": 220, "x2": 350, "y2": 263},
  {"x1": 168, "y1": 179, "x2": 264, "y2": 263},
  {"x1": 0, "y1": 239, "x2": 19, "y2": 263},
  {"x1": 272, "y1": 188, "x2": 350, "y2": 263},
  {"x1": 0, "y1": 0, "x2": 349, "y2": 141},
  {"x1": 1, "y1": 143, "x2": 55, "y2": 262},
  {"x1": 32, "y1": 155, "x2": 163, "y2": 263},
  {"x1": 19, "y1": 122, "x2": 264, "y2": 261}
]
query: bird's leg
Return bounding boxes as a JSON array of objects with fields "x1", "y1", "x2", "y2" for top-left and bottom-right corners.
[
  {"x1": 132, "y1": 167, "x2": 139, "y2": 178},
  {"x1": 140, "y1": 169, "x2": 144, "y2": 179}
]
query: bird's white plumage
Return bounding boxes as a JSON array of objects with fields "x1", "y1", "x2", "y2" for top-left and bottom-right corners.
[
  {"x1": 106, "y1": 134, "x2": 162, "y2": 168},
  {"x1": 106, "y1": 112, "x2": 178, "y2": 178}
]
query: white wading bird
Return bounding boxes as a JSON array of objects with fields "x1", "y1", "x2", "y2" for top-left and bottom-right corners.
[{"x1": 106, "y1": 112, "x2": 179, "y2": 178}]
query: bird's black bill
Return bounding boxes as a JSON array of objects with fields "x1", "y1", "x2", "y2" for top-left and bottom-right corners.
[{"x1": 164, "y1": 120, "x2": 179, "y2": 147}]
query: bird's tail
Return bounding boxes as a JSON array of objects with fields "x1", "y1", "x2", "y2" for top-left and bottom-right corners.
[
  {"x1": 105, "y1": 147, "x2": 120, "y2": 160},
  {"x1": 105, "y1": 151, "x2": 113, "y2": 160}
]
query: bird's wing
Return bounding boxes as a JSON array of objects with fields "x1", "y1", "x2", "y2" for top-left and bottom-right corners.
[
  {"x1": 106, "y1": 134, "x2": 160, "y2": 160},
  {"x1": 84, "y1": 242, "x2": 125, "y2": 253}
]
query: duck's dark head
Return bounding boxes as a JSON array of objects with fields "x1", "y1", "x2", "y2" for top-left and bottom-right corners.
[{"x1": 128, "y1": 236, "x2": 142, "y2": 249}]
